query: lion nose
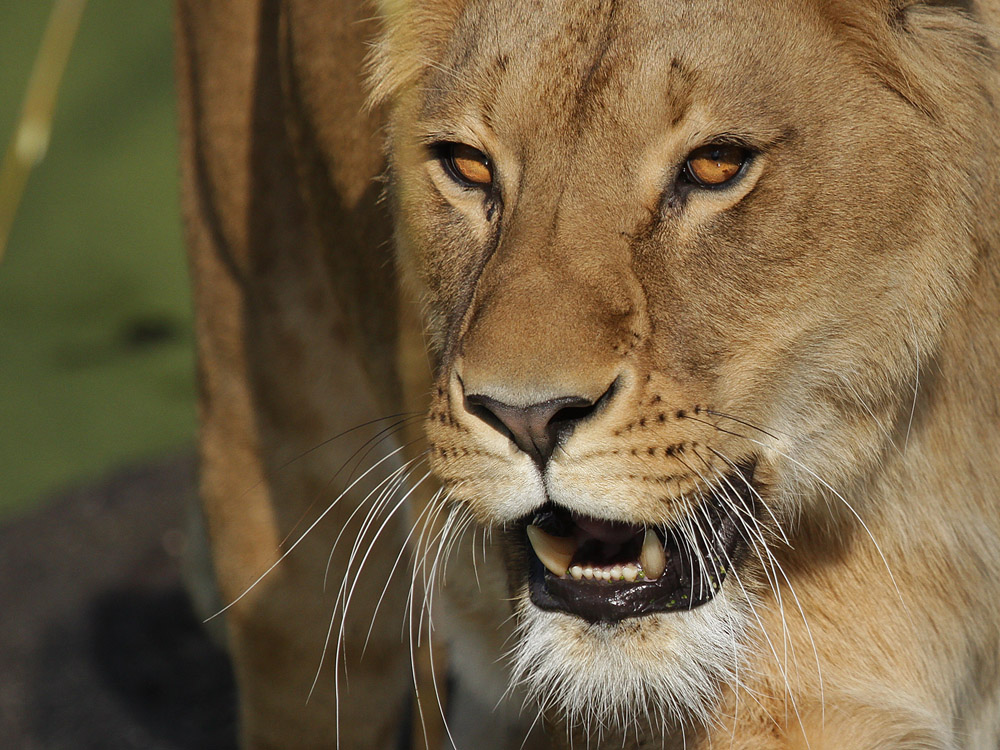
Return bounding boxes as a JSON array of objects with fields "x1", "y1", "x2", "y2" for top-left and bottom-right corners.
[{"x1": 463, "y1": 388, "x2": 611, "y2": 468}]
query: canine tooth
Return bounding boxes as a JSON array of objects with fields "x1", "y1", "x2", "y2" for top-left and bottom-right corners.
[
  {"x1": 583, "y1": 567, "x2": 594, "y2": 579},
  {"x1": 623, "y1": 564, "x2": 638, "y2": 582},
  {"x1": 527, "y1": 525, "x2": 577, "y2": 577},
  {"x1": 570, "y1": 565, "x2": 584, "y2": 580},
  {"x1": 641, "y1": 528, "x2": 667, "y2": 580},
  {"x1": 611, "y1": 565, "x2": 622, "y2": 580}
]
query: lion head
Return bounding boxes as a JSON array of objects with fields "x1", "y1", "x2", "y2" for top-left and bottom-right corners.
[{"x1": 370, "y1": 0, "x2": 998, "y2": 738}]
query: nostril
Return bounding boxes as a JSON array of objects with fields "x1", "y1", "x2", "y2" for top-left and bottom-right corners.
[
  {"x1": 549, "y1": 401, "x2": 599, "y2": 429},
  {"x1": 462, "y1": 379, "x2": 618, "y2": 468},
  {"x1": 545, "y1": 377, "x2": 617, "y2": 433},
  {"x1": 463, "y1": 393, "x2": 545, "y2": 455},
  {"x1": 463, "y1": 395, "x2": 517, "y2": 444}
]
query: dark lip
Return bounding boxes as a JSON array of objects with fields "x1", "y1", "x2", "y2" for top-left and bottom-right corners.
[{"x1": 525, "y1": 461, "x2": 756, "y2": 625}]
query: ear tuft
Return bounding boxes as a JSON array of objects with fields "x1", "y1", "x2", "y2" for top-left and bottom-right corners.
[
  {"x1": 891, "y1": 0, "x2": 977, "y2": 30},
  {"x1": 827, "y1": 0, "x2": 994, "y2": 118},
  {"x1": 366, "y1": 0, "x2": 467, "y2": 109}
]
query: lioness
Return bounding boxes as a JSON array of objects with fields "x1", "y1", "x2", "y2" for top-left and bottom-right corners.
[{"x1": 176, "y1": 0, "x2": 1000, "y2": 747}]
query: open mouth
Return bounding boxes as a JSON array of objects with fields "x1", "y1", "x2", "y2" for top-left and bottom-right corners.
[{"x1": 525, "y1": 466, "x2": 755, "y2": 624}]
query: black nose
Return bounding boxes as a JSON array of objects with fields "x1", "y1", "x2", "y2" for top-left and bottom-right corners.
[{"x1": 463, "y1": 392, "x2": 605, "y2": 467}]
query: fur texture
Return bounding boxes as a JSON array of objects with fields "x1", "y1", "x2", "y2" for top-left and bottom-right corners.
[{"x1": 179, "y1": 0, "x2": 1000, "y2": 747}]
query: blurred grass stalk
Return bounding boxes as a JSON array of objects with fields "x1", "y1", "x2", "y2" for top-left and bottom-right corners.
[{"x1": 0, "y1": 0, "x2": 87, "y2": 262}]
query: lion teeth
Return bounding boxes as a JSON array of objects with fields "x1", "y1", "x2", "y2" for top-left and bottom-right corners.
[
  {"x1": 560, "y1": 562, "x2": 645, "y2": 582},
  {"x1": 640, "y1": 528, "x2": 666, "y2": 580},
  {"x1": 529, "y1": 523, "x2": 666, "y2": 582},
  {"x1": 526, "y1": 524, "x2": 577, "y2": 577}
]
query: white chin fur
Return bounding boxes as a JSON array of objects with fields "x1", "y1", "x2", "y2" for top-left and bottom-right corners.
[{"x1": 507, "y1": 592, "x2": 750, "y2": 735}]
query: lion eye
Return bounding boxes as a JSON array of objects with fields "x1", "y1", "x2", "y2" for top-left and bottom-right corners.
[
  {"x1": 443, "y1": 143, "x2": 493, "y2": 187},
  {"x1": 683, "y1": 144, "x2": 749, "y2": 187}
]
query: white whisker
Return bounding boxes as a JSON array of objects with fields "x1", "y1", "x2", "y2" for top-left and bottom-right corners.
[
  {"x1": 325, "y1": 468, "x2": 434, "y2": 704},
  {"x1": 206, "y1": 438, "x2": 417, "y2": 622}
]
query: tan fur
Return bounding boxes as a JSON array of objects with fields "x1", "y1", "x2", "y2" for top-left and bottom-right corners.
[{"x1": 178, "y1": 0, "x2": 1000, "y2": 748}]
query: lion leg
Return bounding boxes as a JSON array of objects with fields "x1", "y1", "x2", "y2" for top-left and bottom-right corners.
[
  {"x1": 181, "y1": 176, "x2": 413, "y2": 747},
  {"x1": 176, "y1": 1, "x2": 414, "y2": 746}
]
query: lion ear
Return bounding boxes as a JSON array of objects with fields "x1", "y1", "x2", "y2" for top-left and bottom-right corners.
[
  {"x1": 829, "y1": 0, "x2": 994, "y2": 118},
  {"x1": 890, "y1": 0, "x2": 981, "y2": 29},
  {"x1": 367, "y1": 0, "x2": 467, "y2": 108},
  {"x1": 895, "y1": 0, "x2": 975, "y2": 15}
]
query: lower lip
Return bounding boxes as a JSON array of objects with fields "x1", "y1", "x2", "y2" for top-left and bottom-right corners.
[{"x1": 526, "y1": 549, "x2": 723, "y2": 625}]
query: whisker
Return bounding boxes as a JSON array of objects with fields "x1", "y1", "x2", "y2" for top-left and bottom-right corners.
[
  {"x1": 240, "y1": 411, "x2": 422, "y2": 505},
  {"x1": 325, "y1": 468, "x2": 435, "y2": 710},
  {"x1": 520, "y1": 706, "x2": 545, "y2": 750},
  {"x1": 700, "y1": 446, "x2": 791, "y2": 547},
  {"x1": 697, "y1": 446, "x2": 825, "y2": 725},
  {"x1": 470, "y1": 524, "x2": 483, "y2": 591},
  {"x1": 422, "y1": 505, "x2": 462, "y2": 631},
  {"x1": 324, "y1": 450, "x2": 427, "y2": 590},
  {"x1": 699, "y1": 410, "x2": 782, "y2": 440},
  {"x1": 206, "y1": 438, "x2": 419, "y2": 622},
  {"x1": 421, "y1": 503, "x2": 465, "y2": 750},
  {"x1": 363, "y1": 485, "x2": 454, "y2": 654},
  {"x1": 693, "y1": 413, "x2": 904, "y2": 609},
  {"x1": 339, "y1": 414, "x2": 426, "y2": 487},
  {"x1": 903, "y1": 304, "x2": 921, "y2": 454},
  {"x1": 710, "y1": 531, "x2": 810, "y2": 743},
  {"x1": 315, "y1": 459, "x2": 428, "y2": 726},
  {"x1": 684, "y1": 414, "x2": 766, "y2": 442},
  {"x1": 671, "y1": 456, "x2": 804, "y2": 729},
  {"x1": 278, "y1": 414, "x2": 424, "y2": 553},
  {"x1": 697, "y1": 482, "x2": 801, "y2": 714},
  {"x1": 405, "y1": 488, "x2": 453, "y2": 750},
  {"x1": 413, "y1": 495, "x2": 454, "y2": 648},
  {"x1": 739, "y1": 432, "x2": 904, "y2": 607},
  {"x1": 333, "y1": 463, "x2": 432, "y2": 660}
]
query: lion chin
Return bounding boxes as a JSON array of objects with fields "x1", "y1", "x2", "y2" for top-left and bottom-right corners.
[
  {"x1": 510, "y1": 594, "x2": 749, "y2": 732},
  {"x1": 180, "y1": 0, "x2": 1000, "y2": 746}
]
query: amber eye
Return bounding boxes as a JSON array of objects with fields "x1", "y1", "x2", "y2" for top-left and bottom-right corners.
[
  {"x1": 443, "y1": 143, "x2": 493, "y2": 187},
  {"x1": 684, "y1": 144, "x2": 749, "y2": 187}
]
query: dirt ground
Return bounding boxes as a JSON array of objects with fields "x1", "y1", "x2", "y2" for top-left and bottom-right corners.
[{"x1": 0, "y1": 455, "x2": 238, "y2": 749}]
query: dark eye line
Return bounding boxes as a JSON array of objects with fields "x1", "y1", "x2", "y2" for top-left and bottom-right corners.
[{"x1": 657, "y1": 141, "x2": 759, "y2": 213}]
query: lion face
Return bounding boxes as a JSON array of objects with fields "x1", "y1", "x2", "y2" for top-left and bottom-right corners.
[{"x1": 375, "y1": 0, "x2": 986, "y2": 731}]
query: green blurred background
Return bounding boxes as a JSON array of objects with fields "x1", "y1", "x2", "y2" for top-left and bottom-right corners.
[{"x1": 0, "y1": 0, "x2": 195, "y2": 518}]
